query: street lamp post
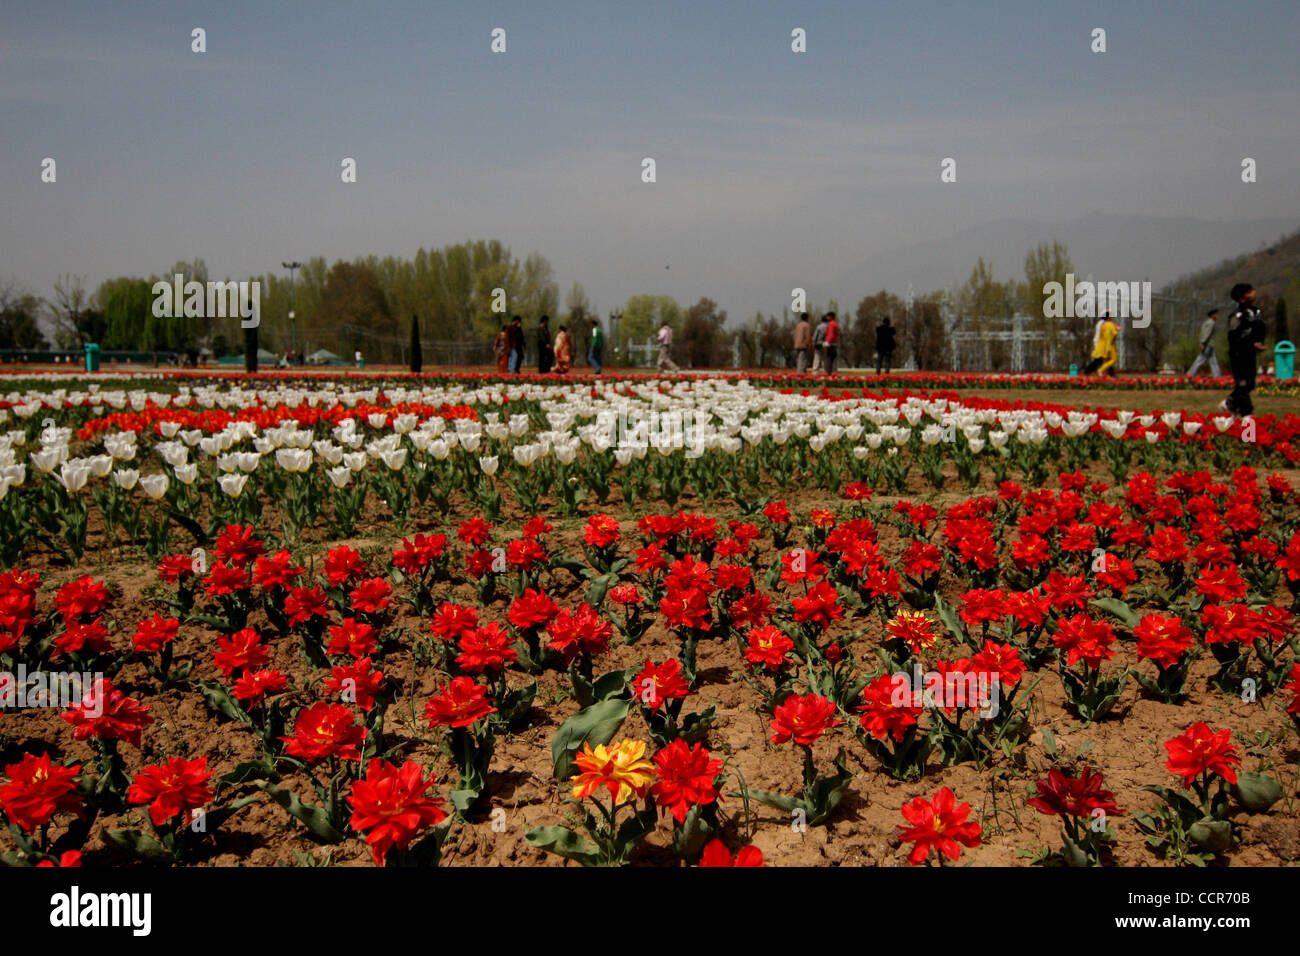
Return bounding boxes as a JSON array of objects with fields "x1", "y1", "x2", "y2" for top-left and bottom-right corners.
[
  {"x1": 282, "y1": 261, "x2": 302, "y2": 358},
  {"x1": 609, "y1": 309, "x2": 622, "y2": 364}
]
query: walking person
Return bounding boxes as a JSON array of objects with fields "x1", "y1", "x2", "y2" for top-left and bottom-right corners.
[
  {"x1": 493, "y1": 320, "x2": 509, "y2": 374},
  {"x1": 793, "y1": 313, "x2": 813, "y2": 372},
  {"x1": 875, "y1": 316, "x2": 896, "y2": 374},
  {"x1": 1187, "y1": 309, "x2": 1222, "y2": 377},
  {"x1": 507, "y1": 315, "x2": 524, "y2": 373},
  {"x1": 657, "y1": 321, "x2": 680, "y2": 373},
  {"x1": 588, "y1": 318, "x2": 604, "y2": 373},
  {"x1": 1090, "y1": 313, "x2": 1120, "y2": 376},
  {"x1": 1224, "y1": 283, "x2": 1266, "y2": 415},
  {"x1": 1083, "y1": 313, "x2": 1118, "y2": 375},
  {"x1": 1081, "y1": 315, "x2": 1107, "y2": 373},
  {"x1": 811, "y1": 313, "x2": 828, "y2": 372},
  {"x1": 554, "y1": 324, "x2": 573, "y2": 374},
  {"x1": 537, "y1": 315, "x2": 554, "y2": 374},
  {"x1": 823, "y1": 312, "x2": 841, "y2": 375}
]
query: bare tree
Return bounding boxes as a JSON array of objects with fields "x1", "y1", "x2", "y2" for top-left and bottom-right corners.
[{"x1": 47, "y1": 273, "x2": 91, "y2": 347}]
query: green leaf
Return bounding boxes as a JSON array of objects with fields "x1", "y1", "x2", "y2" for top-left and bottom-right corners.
[
  {"x1": 591, "y1": 667, "x2": 633, "y2": 704},
  {"x1": 1041, "y1": 728, "x2": 1057, "y2": 759},
  {"x1": 933, "y1": 594, "x2": 967, "y2": 643},
  {"x1": 449, "y1": 788, "x2": 480, "y2": 812},
  {"x1": 584, "y1": 572, "x2": 618, "y2": 608},
  {"x1": 1060, "y1": 834, "x2": 1091, "y2": 867},
  {"x1": 550, "y1": 697, "x2": 630, "y2": 782},
  {"x1": 101, "y1": 827, "x2": 173, "y2": 861},
  {"x1": 215, "y1": 759, "x2": 276, "y2": 788},
  {"x1": 550, "y1": 556, "x2": 590, "y2": 580},
  {"x1": 496, "y1": 680, "x2": 538, "y2": 728},
  {"x1": 1231, "y1": 771, "x2": 1283, "y2": 813},
  {"x1": 746, "y1": 788, "x2": 801, "y2": 813},
  {"x1": 1188, "y1": 819, "x2": 1232, "y2": 853},
  {"x1": 404, "y1": 820, "x2": 451, "y2": 867},
  {"x1": 203, "y1": 794, "x2": 262, "y2": 830},
  {"x1": 186, "y1": 612, "x2": 233, "y2": 630},
  {"x1": 1089, "y1": 597, "x2": 1140, "y2": 629},
  {"x1": 257, "y1": 782, "x2": 346, "y2": 843},
  {"x1": 524, "y1": 825, "x2": 601, "y2": 866},
  {"x1": 679, "y1": 705, "x2": 718, "y2": 743},
  {"x1": 615, "y1": 804, "x2": 658, "y2": 846},
  {"x1": 196, "y1": 680, "x2": 253, "y2": 725}
]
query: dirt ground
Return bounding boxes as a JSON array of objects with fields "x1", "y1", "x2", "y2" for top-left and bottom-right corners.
[{"x1": 4, "y1": 448, "x2": 1298, "y2": 868}]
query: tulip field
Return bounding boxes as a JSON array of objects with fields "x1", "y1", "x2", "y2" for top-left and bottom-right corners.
[{"x1": 2, "y1": 369, "x2": 1299, "y2": 868}]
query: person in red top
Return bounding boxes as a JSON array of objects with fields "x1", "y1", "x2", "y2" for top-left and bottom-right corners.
[{"x1": 822, "y1": 312, "x2": 841, "y2": 374}]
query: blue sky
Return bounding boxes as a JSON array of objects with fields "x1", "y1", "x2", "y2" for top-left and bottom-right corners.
[{"x1": 3, "y1": 0, "x2": 1298, "y2": 324}]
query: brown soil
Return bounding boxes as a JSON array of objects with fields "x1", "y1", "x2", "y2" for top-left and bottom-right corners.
[{"x1": 4, "y1": 458, "x2": 1299, "y2": 869}]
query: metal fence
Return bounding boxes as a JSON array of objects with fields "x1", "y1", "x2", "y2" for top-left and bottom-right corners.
[{"x1": 947, "y1": 293, "x2": 1218, "y2": 374}]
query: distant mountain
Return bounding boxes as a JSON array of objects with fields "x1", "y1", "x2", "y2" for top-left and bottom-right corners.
[
  {"x1": 826, "y1": 213, "x2": 1299, "y2": 300},
  {"x1": 1163, "y1": 227, "x2": 1300, "y2": 307}
]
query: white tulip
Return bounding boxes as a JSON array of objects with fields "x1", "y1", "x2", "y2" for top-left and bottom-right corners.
[
  {"x1": 159, "y1": 445, "x2": 189, "y2": 468},
  {"x1": 86, "y1": 455, "x2": 113, "y2": 478},
  {"x1": 58, "y1": 461, "x2": 91, "y2": 492},
  {"x1": 479, "y1": 455, "x2": 499, "y2": 475},
  {"x1": 113, "y1": 468, "x2": 140, "y2": 490},
  {"x1": 29, "y1": 447, "x2": 64, "y2": 473},
  {"x1": 379, "y1": 449, "x2": 408, "y2": 470},
  {"x1": 326, "y1": 466, "x2": 352, "y2": 488},
  {"x1": 217, "y1": 473, "x2": 248, "y2": 497},
  {"x1": 174, "y1": 463, "x2": 198, "y2": 485},
  {"x1": 139, "y1": 473, "x2": 169, "y2": 499}
]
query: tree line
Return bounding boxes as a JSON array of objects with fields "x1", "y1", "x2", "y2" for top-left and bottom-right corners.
[{"x1": 7, "y1": 237, "x2": 1282, "y2": 371}]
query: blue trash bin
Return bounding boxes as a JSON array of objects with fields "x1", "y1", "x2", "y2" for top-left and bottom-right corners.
[
  {"x1": 1069, "y1": 363, "x2": 1078, "y2": 377},
  {"x1": 1275, "y1": 341, "x2": 1295, "y2": 381},
  {"x1": 84, "y1": 343, "x2": 101, "y2": 372}
]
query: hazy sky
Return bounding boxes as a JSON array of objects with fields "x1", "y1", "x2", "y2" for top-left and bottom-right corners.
[{"x1": 3, "y1": 0, "x2": 1299, "y2": 324}]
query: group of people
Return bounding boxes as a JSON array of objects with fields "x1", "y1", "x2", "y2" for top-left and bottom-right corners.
[
  {"x1": 1087, "y1": 283, "x2": 1267, "y2": 415},
  {"x1": 493, "y1": 315, "x2": 605, "y2": 376},
  {"x1": 791, "y1": 312, "x2": 896, "y2": 375},
  {"x1": 484, "y1": 281, "x2": 1271, "y2": 415}
]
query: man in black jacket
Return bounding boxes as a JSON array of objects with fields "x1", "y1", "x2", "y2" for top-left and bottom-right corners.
[
  {"x1": 875, "y1": 317, "x2": 896, "y2": 374},
  {"x1": 537, "y1": 315, "x2": 554, "y2": 374},
  {"x1": 1224, "y1": 283, "x2": 1266, "y2": 416}
]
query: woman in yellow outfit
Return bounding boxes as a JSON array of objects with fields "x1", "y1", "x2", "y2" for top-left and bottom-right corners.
[{"x1": 1087, "y1": 314, "x2": 1119, "y2": 375}]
